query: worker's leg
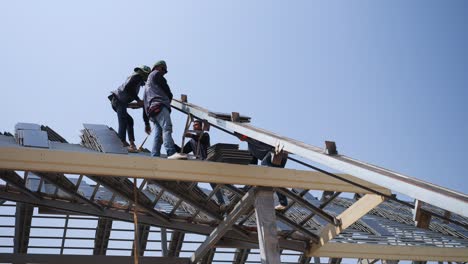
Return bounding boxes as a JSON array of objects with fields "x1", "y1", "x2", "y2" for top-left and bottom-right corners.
[
  {"x1": 126, "y1": 113, "x2": 135, "y2": 144},
  {"x1": 276, "y1": 192, "x2": 288, "y2": 206},
  {"x1": 210, "y1": 183, "x2": 225, "y2": 205},
  {"x1": 115, "y1": 101, "x2": 129, "y2": 144},
  {"x1": 261, "y1": 153, "x2": 288, "y2": 206},
  {"x1": 150, "y1": 119, "x2": 163, "y2": 157},
  {"x1": 154, "y1": 107, "x2": 176, "y2": 156},
  {"x1": 250, "y1": 156, "x2": 258, "y2": 165},
  {"x1": 182, "y1": 140, "x2": 193, "y2": 154}
]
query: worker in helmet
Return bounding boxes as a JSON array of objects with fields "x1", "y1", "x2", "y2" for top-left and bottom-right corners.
[
  {"x1": 109, "y1": 65, "x2": 151, "y2": 152},
  {"x1": 143, "y1": 60, "x2": 185, "y2": 159}
]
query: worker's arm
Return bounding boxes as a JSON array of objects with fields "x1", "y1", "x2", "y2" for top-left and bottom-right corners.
[
  {"x1": 124, "y1": 74, "x2": 144, "y2": 102},
  {"x1": 142, "y1": 109, "x2": 151, "y2": 134},
  {"x1": 199, "y1": 132, "x2": 210, "y2": 146}
]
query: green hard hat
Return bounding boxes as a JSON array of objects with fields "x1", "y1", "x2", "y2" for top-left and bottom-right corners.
[
  {"x1": 152, "y1": 60, "x2": 167, "y2": 69},
  {"x1": 134, "y1": 65, "x2": 151, "y2": 74}
]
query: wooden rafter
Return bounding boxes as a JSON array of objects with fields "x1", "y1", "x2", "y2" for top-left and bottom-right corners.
[{"x1": 308, "y1": 194, "x2": 385, "y2": 255}]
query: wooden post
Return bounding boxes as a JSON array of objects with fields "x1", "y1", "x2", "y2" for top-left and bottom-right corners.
[
  {"x1": 161, "y1": 228, "x2": 168, "y2": 257},
  {"x1": 231, "y1": 112, "x2": 240, "y2": 122},
  {"x1": 413, "y1": 200, "x2": 432, "y2": 229},
  {"x1": 254, "y1": 187, "x2": 281, "y2": 264},
  {"x1": 181, "y1": 94, "x2": 188, "y2": 103},
  {"x1": 325, "y1": 141, "x2": 338, "y2": 155}
]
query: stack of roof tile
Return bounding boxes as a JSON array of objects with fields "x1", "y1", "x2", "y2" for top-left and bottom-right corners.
[
  {"x1": 206, "y1": 143, "x2": 253, "y2": 165},
  {"x1": 80, "y1": 124, "x2": 127, "y2": 154},
  {"x1": 41, "y1": 125, "x2": 68, "y2": 143}
]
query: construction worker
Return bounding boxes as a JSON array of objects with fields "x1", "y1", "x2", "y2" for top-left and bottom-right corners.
[
  {"x1": 143, "y1": 60, "x2": 185, "y2": 159},
  {"x1": 109, "y1": 65, "x2": 151, "y2": 152},
  {"x1": 236, "y1": 133, "x2": 289, "y2": 210},
  {"x1": 175, "y1": 120, "x2": 227, "y2": 209},
  {"x1": 178, "y1": 120, "x2": 210, "y2": 159}
]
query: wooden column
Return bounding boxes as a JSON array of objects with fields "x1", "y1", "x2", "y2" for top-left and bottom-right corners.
[{"x1": 254, "y1": 187, "x2": 281, "y2": 264}]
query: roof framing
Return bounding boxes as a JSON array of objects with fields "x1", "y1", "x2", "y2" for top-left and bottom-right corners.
[
  {"x1": 171, "y1": 99, "x2": 468, "y2": 217},
  {"x1": 0, "y1": 145, "x2": 391, "y2": 194},
  {"x1": 1, "y1": 94, "x2": 467, "y2": 264}
]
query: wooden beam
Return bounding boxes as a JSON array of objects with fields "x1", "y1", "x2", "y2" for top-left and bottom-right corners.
[
  {"x1": 155, "y1": 180, "x2": 222, "y2": 219},
  {"x1": 298, "y1": 254, "x2": 312, "y2": 264},
  {"x1": 191, "y1": 189, "x2": 256, "y2": 263},
  {"x1": 313, "y1": 243, "x2": 468, "y2": 262},
  {"x1": 413, "y1": 200, "x2": 431, "y2": 229},
  {"x1": 358, "y1": 259, "x2": 379, "y2": 264},
  {"x1": 233, "y1": 249, "x2": 250, "y2": 264},
  {"x1": 308, "y1": 194, "x2": 385, "y2": 255},
  {"x1": 93, "y1": 218, "x2": 112, "y2": 255},
  {"x1": 0, "y1": 253, "x2": 190, "y2": 264},
  {"x1": 254, "y1": 187, "x2": 281, "y2": 264},
  {"x1": 216, "y1": 236, "x2": 307, "y2": 252},
  {"x1": 14, "y1": 203, "x2": 33, "y2": 254},
  {"x1": 132, "y1": 224, "x2": 150, "y2": 256},
  {"x1": 275, "y1": 187, "x2": 338, "y2": 225},
  {"x1": 161, "y1": 228, "x2": 168, "y2": 257},
  {"x1": 329, "y1": 258, "x2": 342, "y2": 264},
  {"x1": 171, "y1": 99, "x2": 468, "y2": 217},
  {"x1": 0, "y1": 170, "x2": 41, "y2": 200},
  {"x1": 168, "y1": 231, "x2": 185, "y2": 257},
  {"x1": 200, "y1": 248, "x2": 216, "y2": 264},
  {"x1": 0, "y1": 145, "x2": 391, "y2": 194},
  {"x1": 87, "y1": 175, "x2": 169, "y2": 223},
  {"x1": 217, "y1": 237, "x2": 468, "y2": 262},
  {"x1": 34, "y1": 172, "x2": 102, "y2": 211},
  {"x1": 0, "y1": 188, "x2": 307, "y2": 253},
  {"x1": 275, "y1": 212, "x2": 319, "y2": 242}
]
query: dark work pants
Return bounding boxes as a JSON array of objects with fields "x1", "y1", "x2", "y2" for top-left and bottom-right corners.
[
  {"x1": 112, "y1": 99, "x2": 135, "y2": 143},
  {"x1": 261, "y1": 152, "x2": 288, "y2": 206}
]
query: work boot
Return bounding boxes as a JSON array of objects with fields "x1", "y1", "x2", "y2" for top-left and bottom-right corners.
[
  {"x1": 127, "y1": 144, "x2": 138, "y2": 153},
  {"x1": 167, "y1": 153, "x2": 188, "y2": 160},
  {"x1": 274, "y1": 204, "x2": 287, "y2": 211}
]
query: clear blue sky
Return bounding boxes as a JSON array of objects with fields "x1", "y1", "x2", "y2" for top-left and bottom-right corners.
[{"x1": 1, "y1": 0, "x2": 467, "y2": 196}]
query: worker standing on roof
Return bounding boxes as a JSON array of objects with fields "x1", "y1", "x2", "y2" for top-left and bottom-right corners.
[
  {"x1": 143, "y1": 60, "x2": 185, "y2": 159},
  {"x1": 237, "y1": 133, "x2": 289, "y2": 210},
  {"x1": 176, "y1": 120, "x2": 227, "y2": 210},
  {"x1": 109, "y1": 65, "x2": 151, "y2": 152}
]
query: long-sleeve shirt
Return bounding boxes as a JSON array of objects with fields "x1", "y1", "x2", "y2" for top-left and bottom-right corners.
[
  {"x1": 183, "y1": 132, "x2": 210, "y2": 160},
  {"x1": 113, "y1": 73, "x2": 145, "y2": 104},
  {"x1": 236, "y1": 133, "x2": 273, "y2": 160},
  {"x1": 245, "y1": 138, "x2": 273, "y2": 160},
  {"x1": 143, "y1": 70, "x2": 173, "y2": 124}
]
